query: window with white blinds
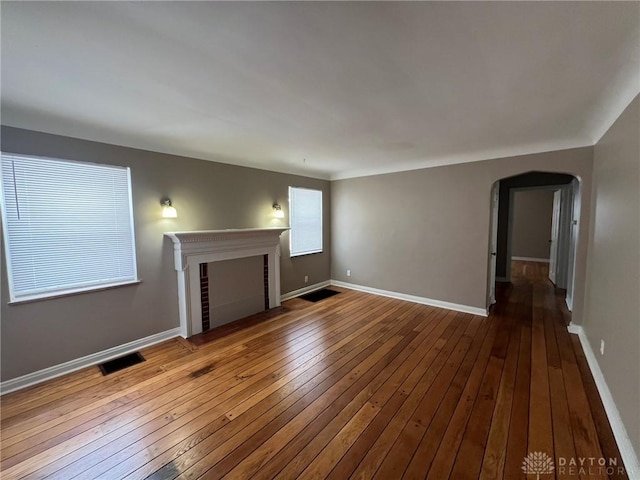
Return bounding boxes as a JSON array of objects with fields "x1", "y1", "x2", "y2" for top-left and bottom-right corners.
[
  {"x1": 289, "y1": 186, "x2": 323, "y2": 257},
  {"x1": 0, "y1": 153, "x2": 138, "y2": 302}
]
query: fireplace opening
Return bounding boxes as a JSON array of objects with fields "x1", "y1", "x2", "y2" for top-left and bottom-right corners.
[{"x1": 200, "y1": 255, "x2": 268, "y2": 331}]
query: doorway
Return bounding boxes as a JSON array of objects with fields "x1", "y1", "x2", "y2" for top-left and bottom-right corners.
[{"x1": 487, "y1": 172, "x2": 581, "y2": 311}]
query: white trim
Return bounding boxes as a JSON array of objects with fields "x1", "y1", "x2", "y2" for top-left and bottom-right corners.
[
  {"x1": 7, "y1": 279, "x2": 141, "y2": 305},
  {"x1": 567, "y1": 322, "x2": 582, "y2": 335},
  {"x1": 488, "y1": 181, "x2": 499, "y2": 308},
  {"x1": 511, "y1": 256, "x2": 550, "y2": 263},
  {"x1": 165, "y1": 228, "x2": 288, "y2": 337},
  {"x1": 330, "y1": 280, "x2": 488, "y2": 317},
  {"x1": 0, "y1": 328, "x2": 181, "y2": 396},
  {"x1": 281, "y1": 280, "x2": 331, "y2": 301},
  {"x1": 565, "y1": 297, "x2": 573, "y2": 312},
  {"x1": 568, "y1": 323, "x2": 640, "y2": 478}
]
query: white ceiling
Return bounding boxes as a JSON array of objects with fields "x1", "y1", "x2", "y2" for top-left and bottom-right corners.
[{"x1": 1, "y1": 2, "x2": 638, "y2": 180}]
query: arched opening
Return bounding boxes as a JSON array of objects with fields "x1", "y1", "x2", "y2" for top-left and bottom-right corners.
[{"x1": 487, "y1": 171, "x2": 581, "y2": 312}]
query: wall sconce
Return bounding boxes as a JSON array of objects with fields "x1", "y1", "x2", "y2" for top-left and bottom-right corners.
[
  {"x1": 161, "y1": 198, "x2": 178, "y2": 218},
  {"x1": 273, "y1": 203, "x2": 285, "y2": 219}
]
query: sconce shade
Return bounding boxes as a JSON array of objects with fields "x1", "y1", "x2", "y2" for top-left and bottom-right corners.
[
  {"x1": 161, "y1": 198, "x2": 178, "y2": 218},
  {"x1": 273, "y1": 203, "x2": 285, "y2": 219}
]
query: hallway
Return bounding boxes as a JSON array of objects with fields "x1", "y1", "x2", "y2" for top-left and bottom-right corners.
[{"x1": 495, "y1": 260, "x2": 627, "y2": 479}]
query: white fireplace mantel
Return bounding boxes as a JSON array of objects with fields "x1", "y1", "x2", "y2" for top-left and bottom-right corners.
[{"x1": 165, "y1": 228, "x2": 289, "y2": 337}]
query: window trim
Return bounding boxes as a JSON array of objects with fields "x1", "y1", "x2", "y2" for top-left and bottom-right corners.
[
  {"x1": 7, "y1": 279, "x2": 142, "y2": 305},
  {"x1": 288, "y1": 186, "x2": 323, "y2": 258},
  {"x1": 0, "y1": 153, "x2": 140, "y2": 303}
]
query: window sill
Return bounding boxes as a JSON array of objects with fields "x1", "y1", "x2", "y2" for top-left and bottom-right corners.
[
  {"x1": 8, "y1": 279, "x2": 142, "y2": 305},
  {"x1": 290, "y1": 250, "x2": 323, "y2": 258}
]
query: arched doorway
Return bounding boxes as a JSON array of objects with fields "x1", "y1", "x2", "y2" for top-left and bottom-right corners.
[{"x1": 487, "y1": 171, "x2": 581, "y2": 311}]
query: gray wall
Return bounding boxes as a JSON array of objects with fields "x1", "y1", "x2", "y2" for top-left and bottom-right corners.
[
  {"x1": 0, "y1": 126, "x2": 331, "y2": 381},
  {"x1": 585, "y1": 95, "x2": 639, "y2": 458},
  {"x1": 331, "y1": 147, "x2": 593, "y2": 317},
  {"x1": 511, "y1": 189, "x2": 554, "y2": 259}
]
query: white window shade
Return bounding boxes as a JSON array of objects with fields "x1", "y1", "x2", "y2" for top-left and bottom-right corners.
[
  {"x1": 289, "y1": 186, "x2": 323, "y2": 257},
  {"x1": 1, "y1": 153, "x2": 138, "y2": 302}
]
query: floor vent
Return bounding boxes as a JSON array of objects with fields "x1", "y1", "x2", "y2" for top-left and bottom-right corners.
[
  {"x1": 299, "y1": 288, "x2": 340, "y2": 303},
  {"x1": 98, "y1": 352, "x2": 145, "y2": 375}
]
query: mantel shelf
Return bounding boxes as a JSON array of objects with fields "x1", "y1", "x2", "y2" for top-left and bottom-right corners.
[{"x1": 165, "y1": 227, "x2": 289, "y2": 244}]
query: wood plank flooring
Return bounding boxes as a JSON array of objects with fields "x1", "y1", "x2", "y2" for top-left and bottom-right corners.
[{"x1": 0, "y1": 261, "x2": 629, "y2": 479}]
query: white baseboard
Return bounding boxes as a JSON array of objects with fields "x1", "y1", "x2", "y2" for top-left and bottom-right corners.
[
  {"x1": 565, "y1": 296, "x2": 573, "y2": 312},
  {"x1": 0, "y1": 328, "x2": 181, "y2": 396},
  {"x1": 281, "y1": 280, "x2": 331, "y2": 301},
  {"x1": 511, "y1": 256, "x2": 550, "y2": 263},
  {"x1": 568, "y1": 323, "x2": 640, "y2": 478},
  {"x1": 567, "y1": 322, "x2": 582, "y2": 335},
  {"x1": 330, "y1": 280, "x2": 488, "y2": 317}
]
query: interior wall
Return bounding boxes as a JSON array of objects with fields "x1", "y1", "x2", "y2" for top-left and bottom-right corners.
[
  {"x1": 585, "y1": 94, "x2": 639, "y2": 458},
  {"x1": 0, "y1": 126, "x2": 331, "y2": 381},
  {"x1": 511, "y1": 189, "x2": 554, "y2": 259},
  {"x1": 331, "y1": 147, "x2": 593, "y2": 316}
]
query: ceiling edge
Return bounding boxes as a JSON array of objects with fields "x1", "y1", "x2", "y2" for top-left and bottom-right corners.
[
  {"x1": 330, "y1": 139, "x2": 594, "y2": 181},
  {"x1": 0, "y1": 122, "x2": 333, "y2": 181},
  {"x1": 591, "y1": 84, "x2": 640, "y2": 145}
]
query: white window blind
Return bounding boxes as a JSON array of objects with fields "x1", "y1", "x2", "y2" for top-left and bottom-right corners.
[
  {"x1": 0, "y1": 153, "x2": 138, "y2": 302},
  {"x1": 289, "y1": 186, "x2": 323, "y2": 257}
]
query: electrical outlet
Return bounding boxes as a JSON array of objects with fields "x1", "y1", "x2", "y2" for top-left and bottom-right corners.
[
  {"x1": 347, "y1": 269, "x2": 351, "y2": 277},
  {"x1": 600, "y1": 339, "x2": 605, "y2": 356},
  {"x1": 304, "y1": 275, "x2": 308, "y2": 283}
]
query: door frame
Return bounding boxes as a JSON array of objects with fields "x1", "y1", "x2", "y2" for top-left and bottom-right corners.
[
  {"x1": 487, "y1": 181, "x2": 500, "y2": 307},
  {"x1": 488, "y1": 174, "x2": 583, "y2": 312},
  {"x1": 549, "y1": 188, "x2": 562, "y2": 284},
  {"x1": 565, "y1": 178, "x2": 581, "y2": 311}
]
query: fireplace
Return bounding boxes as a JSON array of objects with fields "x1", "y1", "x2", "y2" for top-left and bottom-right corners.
[{"x1": 165, "y1": 228, "x2": 288, "y2": 337}]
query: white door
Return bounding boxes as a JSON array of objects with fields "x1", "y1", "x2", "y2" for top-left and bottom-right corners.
[
  {"x1": 488, "y1": 182, "x2": 499, "y2": 306},
  {"x1": 549, "y1": 189, "x2": 561, "y2": 284},
  {"x1": 566, "y1": 179, "x2": 580, "y2": 310}
]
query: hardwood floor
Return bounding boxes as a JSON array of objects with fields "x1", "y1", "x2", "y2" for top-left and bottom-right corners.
[{"x1": 0, "y1": 261, "x2": 628, "y2": 479}]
